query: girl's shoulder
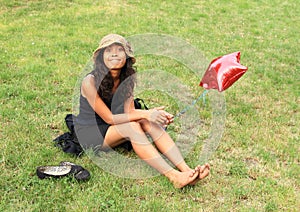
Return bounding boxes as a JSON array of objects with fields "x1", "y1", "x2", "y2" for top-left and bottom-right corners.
[
  {"x1": 82, "y1": 74, "x2": 95, "y2": 85},
  {"x1": 81, "y1": 74, "x2": 96, "y2": 97},
  {"x1": 84, "y1": 73, "x2": 95, "y2": 79}
]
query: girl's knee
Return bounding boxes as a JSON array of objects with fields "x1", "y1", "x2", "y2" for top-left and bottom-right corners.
[
  {"x1": 122, "y1": 122, "x2": 150, "y2": 144},
  {"x1": 128, "y1": 121, "x2": 143, "y2": 132},
  {"x1": 117, "y1": 121, "x2": 145, "y2": 137},
  {"x1": 139, "y1": 119, "x2": 153, "y2": 132},
  {"x1": 139, "y1": 120, "x2": 164, "y2": 137}
]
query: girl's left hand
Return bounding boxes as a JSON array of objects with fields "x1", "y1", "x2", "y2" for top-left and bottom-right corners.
[
  {"x1": 164, "y1": 111, "x2": 174, "y2": 125},
  {"x1": 154, "y1": 106, "x2": 174, "y2": 126}
]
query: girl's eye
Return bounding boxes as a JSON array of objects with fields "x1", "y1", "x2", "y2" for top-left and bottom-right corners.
[{"x1": 118, "y1": 47, "x2": 124, "y2": 52}]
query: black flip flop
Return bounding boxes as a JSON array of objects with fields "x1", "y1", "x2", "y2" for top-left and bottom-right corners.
[
  {"x1": 36, "y1": 161, "x2": 90, "y2": 181},
  {"x1": 59, "y1": 161, "x2": 90, "y2": 181}
]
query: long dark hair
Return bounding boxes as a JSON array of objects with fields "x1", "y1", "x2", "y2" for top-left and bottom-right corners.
[{"x1": 91, "y1": 49, "x2": 136, "y2": 103}]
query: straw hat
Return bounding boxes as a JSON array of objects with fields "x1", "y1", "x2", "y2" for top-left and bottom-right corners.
[{"x1": 93, "y1": 34, "x2": 135, "y2": 64}]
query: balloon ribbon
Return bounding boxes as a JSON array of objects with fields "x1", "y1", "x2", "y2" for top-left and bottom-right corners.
[{"x1": 174, "y1": 89, "x2": 209, "y2": 119}]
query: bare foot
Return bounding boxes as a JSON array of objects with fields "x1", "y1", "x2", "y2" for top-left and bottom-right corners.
[
  {"x1": 189, "y1": 163, "x2": 210, "y2": 186},
  {"x1": 165, "y1": 169, "x2": 199, "y2": 189}
]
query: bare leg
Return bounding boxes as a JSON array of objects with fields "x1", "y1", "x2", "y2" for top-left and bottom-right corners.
[
  {"x1": 102, "y1": 122, "x2": 199, "y2": 188},
  {"x1": 139, "y1": 120, "x2": 210, "y2": 184},
  {"x1": 139, "y1": 119, "x2": 195, "y2": 170}
]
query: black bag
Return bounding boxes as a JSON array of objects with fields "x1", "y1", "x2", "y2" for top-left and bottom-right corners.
[
  {"x1": 134, "y1": 98, "x2": 149, "y2": 110},
  {"x1": 53, "y1": 114, "x2": 83, "y2": 156},
  {"x1": 53, "y1": 98, "x2": 148, "y2": 156}
]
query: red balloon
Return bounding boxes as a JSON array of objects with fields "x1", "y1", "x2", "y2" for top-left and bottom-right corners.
[{"x1": 199, "y1": 52, "x2": 248, "y2": 92}]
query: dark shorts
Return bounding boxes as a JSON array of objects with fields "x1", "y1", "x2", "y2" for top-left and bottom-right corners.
[
  {"x1": 74, "y1": 122, "x2": 133, "y2": 152},
  {"x1": 74, "y1": 123, "x2": 110, "y2": 151}
]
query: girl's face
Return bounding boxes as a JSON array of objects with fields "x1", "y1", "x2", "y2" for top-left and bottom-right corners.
[{"x1": 103, "y1": 44, "x2": 127, "y2": 71}]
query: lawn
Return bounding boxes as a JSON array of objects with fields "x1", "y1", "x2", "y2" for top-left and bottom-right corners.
[{"x1": 0, "y1": 0, "x2": 299, "y2": 211}]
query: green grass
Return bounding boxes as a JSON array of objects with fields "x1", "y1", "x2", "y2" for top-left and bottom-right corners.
[{"x1": 1, "y1": 0, "x2": 299, "y2": 211}]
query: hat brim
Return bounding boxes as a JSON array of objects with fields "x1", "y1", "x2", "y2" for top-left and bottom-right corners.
[{"x1": 93, "y1": 41, "x2": 135, "y2": 64}]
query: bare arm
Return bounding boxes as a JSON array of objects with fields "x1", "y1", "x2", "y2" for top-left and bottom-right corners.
[{"x1": 81, "y1": 75, "x2": 168, "y2": 125}]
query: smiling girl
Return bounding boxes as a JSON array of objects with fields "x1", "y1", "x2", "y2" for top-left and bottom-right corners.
[{"x1": 74, "y1": 34, "x2": 210, "y2": 188}]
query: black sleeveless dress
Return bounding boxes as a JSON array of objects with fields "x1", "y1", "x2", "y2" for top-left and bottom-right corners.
[{"x1": 74, "y1": 93, "x2": 114, "y2": 150}]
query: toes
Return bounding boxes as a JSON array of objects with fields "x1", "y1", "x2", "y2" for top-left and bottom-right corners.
[
  {"x1": 199, "y1": 168, "x2": 210, "y2": 179},
  {"x1": 190, "y1": 170, "x2": 199, "y2": 181},
  {"x1": 195, "y1": 164, "x2": 210, "y2": 174},
  {"x1": 200, "y1": 165, "x2": 207, "y2": 173},
  {"x1": 194, "y1": 165, "x2": 201, "y2": 172},
  {"x1": 205, "y1": 163, "x2": 210, "y2": 170},
  {"x1": 188, "y1": 169, "x2": 198, "y2": 178}
]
